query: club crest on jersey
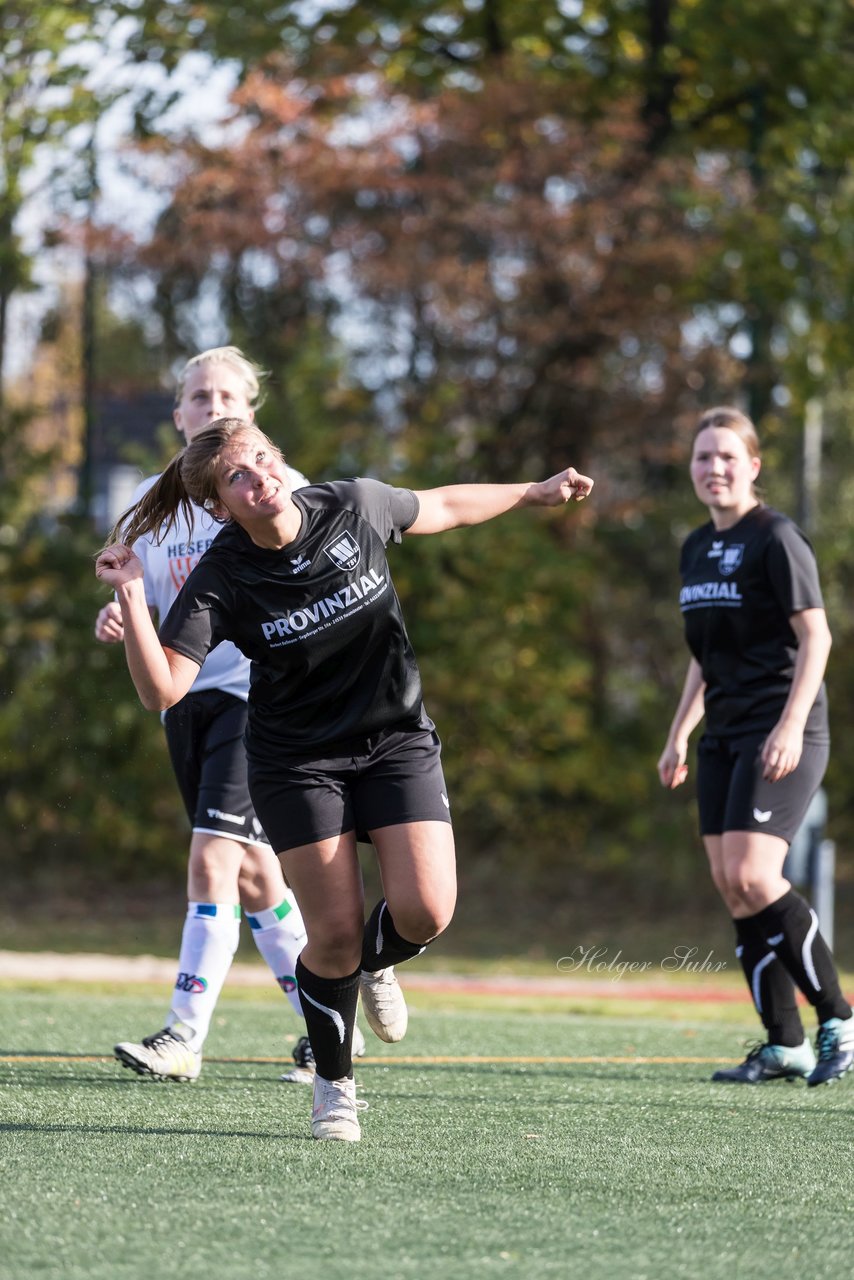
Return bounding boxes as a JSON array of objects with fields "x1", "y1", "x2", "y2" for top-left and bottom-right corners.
[
  {"x1": 322, "y1": 531, "x2": 361, "y2": 571},
  {"x1": 718, "y1": 544, "x2": 744, "y2": 576}
]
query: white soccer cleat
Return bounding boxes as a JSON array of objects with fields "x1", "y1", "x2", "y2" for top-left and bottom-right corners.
[
  {"x1": 360, "y1": 967, "x2": 408, "y2": 1043},
  {"x1": 352, "y1": 1023, "x2": 366, "y2": 1058},
  {"x1": 311, "y1": 1074, "x2": 367, "y2": 1142},
  {"x1": 114, "y1": 1027, "x2": 201, "y2": 1082}
]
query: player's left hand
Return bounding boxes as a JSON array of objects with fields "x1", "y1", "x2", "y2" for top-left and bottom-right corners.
[
  {"x1": 761, "y1": 719, "x2": 804, "y2": 782},
  {"x1": 95, "y1": 600, "x2": 124, "y2": 643},
  {"x1": 535, "y1": 468, "x2": 594, "y2": 505}
]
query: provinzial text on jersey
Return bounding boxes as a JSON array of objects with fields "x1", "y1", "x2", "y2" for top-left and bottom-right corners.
[
  {"x1": 679, "y1": 581, "x2": 743, "y2": 609},
  {"x1": 261, "y1": 569, "x2": 387, "y2": 640}
]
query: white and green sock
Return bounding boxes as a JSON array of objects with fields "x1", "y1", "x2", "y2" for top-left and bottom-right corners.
[
  {"x1": 246, "y1": 893, "x2": 307, "y2": 1019},
  {"x1": 167, "y1": 902, "x2": 241, "y2": 1050}
]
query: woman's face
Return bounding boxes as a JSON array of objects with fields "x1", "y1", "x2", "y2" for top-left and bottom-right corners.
[
  {"x1": 212, "y1": 432, "x2": 293, "y2": 524},
  {"x1": 174, "y1": 362, "x2": 254, "y2": 441},
  {"x1": 690, "y1": 425, "x2": 760, "y2": 517}
]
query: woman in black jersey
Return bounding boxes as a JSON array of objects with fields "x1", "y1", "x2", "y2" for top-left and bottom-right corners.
[
  {"x1": 659, "y1": 406, "x2": 853, "y2": 1087},
  {"x1": 95, "y1": 417, "x2": 593, "y2": 1140}
]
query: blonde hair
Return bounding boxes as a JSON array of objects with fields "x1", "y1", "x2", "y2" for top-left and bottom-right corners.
[
  {"x1": 693, "y1": 405, "x2": 760, "y2": 460},
  {"x1": 105, "y1": 420, "x2": 283, "y2": 548},
  {"x1": 175, "y1": 346, "x2": 269, "y2": 410},
  {"x1": 693, "y1": 405, "x2": 762, "y2": 500}
]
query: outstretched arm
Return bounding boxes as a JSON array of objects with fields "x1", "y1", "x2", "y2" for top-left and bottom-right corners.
[
  {"x1": 95, "y1": 544, "x2": 200, "y2": 711},
  {"x1": 406, "y1": 468, "x2": 593, "y2": 536}
]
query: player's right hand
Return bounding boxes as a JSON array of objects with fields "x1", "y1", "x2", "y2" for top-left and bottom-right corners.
[
  {"x1": 657, "y1": 741, "x2": 689, "y2": 789},
  {"x1": 95, "y1": 543, "x2": 144, "y2": 591},
  {"x1": 94, "y1": 600, "x2": 124, "y2": 644}
]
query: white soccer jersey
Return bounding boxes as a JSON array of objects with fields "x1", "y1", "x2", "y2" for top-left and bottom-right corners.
[{"x1": 130, "y1": 464, "x2": 309, "y2": 700}]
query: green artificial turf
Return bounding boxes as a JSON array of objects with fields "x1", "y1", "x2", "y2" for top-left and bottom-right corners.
[{"x1": 2, "y1": 987, "x2": 852, "y2": 1280}]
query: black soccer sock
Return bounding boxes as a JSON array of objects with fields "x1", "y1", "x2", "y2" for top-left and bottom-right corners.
[
  {"x1": 753, "y1": 889, "x2": 852, "y2": 1024},
  {"x1": 295, "y1": 958, "x2": 360, "y2": 1081},
  {"x1": 361, "y1": 899, "x2": 427, "y2": 972},
  {"x1": 733, "y1": 915, "x2": 804, "y2": 1047}
]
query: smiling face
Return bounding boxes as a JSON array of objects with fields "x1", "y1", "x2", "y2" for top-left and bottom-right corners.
[
  {"x1": 212, "y1": 429, "x2": 295, "y2": 527},
  {"x1": 690, "y1": 425, "x2": 761, "y2": 527},
  {"x1": 174, "y1": 361, "x2": 255, "y2": 442}
]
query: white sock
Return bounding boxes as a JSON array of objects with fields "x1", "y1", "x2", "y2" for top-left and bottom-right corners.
[
  {"x1": 167, "y1": 902, "x2": 241, "y2": 1050},
  {"x1": 246, "y1": 893, "x2": 307, "y2": 1019}
]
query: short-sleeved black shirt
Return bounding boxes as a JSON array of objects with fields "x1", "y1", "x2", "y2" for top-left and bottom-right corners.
[
  {"x1": 158, "y1": 478, "x2": 429, "y2": 758},
  {"x1": 679, "y1": 505, "x2": 828, "y2": 740}
]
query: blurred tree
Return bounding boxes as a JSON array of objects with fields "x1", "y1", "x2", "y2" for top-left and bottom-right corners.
[
  {"x1": 0, "y1": 424, "x2": 186, "y2": 886},
  {"x1": 106, "y1": 0, "x2": 854, "y2": 428},
  {"x1": 59, "y1": 9, "x2": 854, "y2": 909},
  {"x1": 4, "y1": 2, "x2": 853, "y2": 947},
  {"x1": 0, "y1": 298, "x2": 186, "y2": 886},
  {"x1": 0, "y1": 2, "x2": 116, "y2": 406},
  {"x1": 121, "y1": 63, "x2": 720, "y2": 479}
]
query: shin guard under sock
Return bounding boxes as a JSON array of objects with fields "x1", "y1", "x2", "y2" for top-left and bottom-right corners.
[
  {"x1": 295, "y1": 958, "x2": 360, "y2": 1080},
  {"x1": 361, "y1": 899, "x2": 427, "y2": 972},
  {"x1": 246, "y1": 895, "x2": 307, "y2": 1019},
  {"x1": 753, "y1": 890, "x2": 851, "y2": 1024},
  {"x1": 733, "y1": 915, "x2": 804, "y2": 1047},
  {"x1": 168, "y1": 902, "x2": 241, "y2": 1049}
]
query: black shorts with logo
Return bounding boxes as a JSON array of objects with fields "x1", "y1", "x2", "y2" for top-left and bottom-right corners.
[
  {"x1": 163, "y1": 688, "x2": 270, "y2": 847},
  {"x1": 248, "y1": 724, "x2": 452, "y2": 853},
  {"x1": 696, "y1": 731, "x2": 829, "y2": 844}
]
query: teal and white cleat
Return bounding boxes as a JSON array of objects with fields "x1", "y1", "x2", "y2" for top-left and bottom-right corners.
[
  {"x1": 807, "y1": 1017, "x2": 854, "y2": 1087},
  {"x1": 712, "y1": 1040, "x2": 815, "y2": 1084}
]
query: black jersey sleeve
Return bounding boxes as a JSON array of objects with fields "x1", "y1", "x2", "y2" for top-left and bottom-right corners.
[
  {"x1": 321, "y1": 478, "x2": 420, "y2": 544},
  {"x1": 158, "y1": 559, "x2": 236, "y2": 666},
  {"x1": 763, "y1": 517, "x2": 825, "y2": 617}
]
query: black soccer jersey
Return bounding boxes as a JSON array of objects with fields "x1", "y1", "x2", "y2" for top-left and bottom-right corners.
[
  {"x1": 679, "y1": 505, "x2": 828, "y2": 740},
  {"x1": 158, "y1": 479, "x2": 429, "y2": 757}
]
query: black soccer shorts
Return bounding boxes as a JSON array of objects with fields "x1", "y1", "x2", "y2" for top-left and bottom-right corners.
[
  {"x1": 248, "y1": 724, "x2": 452, "y2": 853},
  {"x1": 696, "y1": 731, "x2": 829, "y2": 844},
  {"x1": 163, "y1": 688, "x2": 271, "y2": 847}
]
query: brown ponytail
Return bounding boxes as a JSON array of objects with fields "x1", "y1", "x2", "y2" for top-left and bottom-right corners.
[
  {"x1": 105, "y1": 451, "x2": 198, "y2": 548},
  {"x1": 101, "y1": 418, "x2": 283, "y2": 550}
]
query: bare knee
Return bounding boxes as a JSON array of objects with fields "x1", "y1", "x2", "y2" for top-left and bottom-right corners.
[
  {"x1": 390, "y1": 895, "x2": 457, "y2": 945},
  {"x1": 237, "y1": 843, "x2": 286, "y2": 911},
  {"x1": 721, "y1": 868, "x2": 787, "y2": 916},
  {"x1": 710, "y1": 834, "x2": 790, "y2": 918},
  {"x1": 708, "y1": 865, "x2": 729, "y2": 902},
  {"x1": 304, "y1": 915, "x2": 364, "y2": 975},
  {"x1": 187, "y1": 834, "x2": 243, "y2": 901}
]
